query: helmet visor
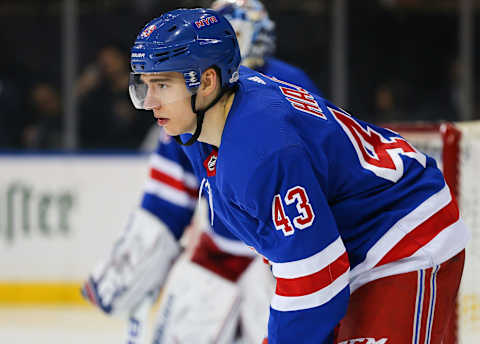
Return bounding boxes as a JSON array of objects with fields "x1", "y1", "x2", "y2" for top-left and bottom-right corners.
[{"x1": 129, "y1": 72, "x2": 194, "y2": 110}]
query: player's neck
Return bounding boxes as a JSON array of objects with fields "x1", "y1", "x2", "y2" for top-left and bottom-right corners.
[{"x1": 197, "y1": 92, "x2": 235, "y2": 148}]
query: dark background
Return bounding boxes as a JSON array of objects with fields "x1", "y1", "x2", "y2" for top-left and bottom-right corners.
[{"x1": 0, "y1": 0, "x2": 478, "y2": 149}]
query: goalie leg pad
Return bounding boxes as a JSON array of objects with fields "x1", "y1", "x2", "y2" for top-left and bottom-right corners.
[
  {"x1": 237, "y1": 256, "x2": 276, "y2": 344},
  {"x1": 83, "y1": 208, "x2": 180, "y2": 315},
  {"x1": 152, "y1": 255, "x2": 241, "y2": 344}
]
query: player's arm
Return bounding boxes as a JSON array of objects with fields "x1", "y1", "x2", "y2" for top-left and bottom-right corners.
[
  {"x1": 82, "y1": 132, "x2": 198, "y2": 315},
  {"x1": 245, "y1": 145, "x2": 349, "y2": 344},
  {"x1": 141, "y1": 130, "x2": 198, "y2": 240}
]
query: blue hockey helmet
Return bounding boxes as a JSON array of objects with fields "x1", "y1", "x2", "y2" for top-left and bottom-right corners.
[
  {"x1": 129, "y1": 8, "x2": 241, "y2": 146},
  {"x1": 130, "y1": 8, "x2": 241, "y2": 103},
  {"x1": 211, "y1": 0, "x2": 275, "y2": 68}
]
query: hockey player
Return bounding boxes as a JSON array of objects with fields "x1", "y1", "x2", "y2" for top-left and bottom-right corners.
[
  {"x1": 140, "y1": 0, "x2": 320, "y2": 149},
  {"x1": 143, "y1": 3, "x2": 321, "y2": 343},
  {"x1": 84, "y1": 2, "x2": 322, "y2": 343},
  {"x1": 84, "y1": 8, "x2": 468, "y2": 344}
]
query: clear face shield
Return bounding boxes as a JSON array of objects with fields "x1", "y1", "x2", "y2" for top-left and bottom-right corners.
[{"x1": 128, "y1": 72, "x2": 194, "y2": 110}]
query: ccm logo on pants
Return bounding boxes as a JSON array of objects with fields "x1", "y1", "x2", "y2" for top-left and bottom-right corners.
[{"x1": 338, "y1": 338, "x2": 388, "y2": 344}]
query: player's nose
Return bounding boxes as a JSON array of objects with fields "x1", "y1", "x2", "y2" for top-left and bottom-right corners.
[{"x1": 143, "y1": 89, "x2": 162, "y2": 110}]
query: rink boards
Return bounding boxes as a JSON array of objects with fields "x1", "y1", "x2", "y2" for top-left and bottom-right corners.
[
  {"x1": 0, "y1": 152, "x2": 478, "y2": 342},
  {"x1": 0, "y1": 153, "x2": 149, "y2": 304}
]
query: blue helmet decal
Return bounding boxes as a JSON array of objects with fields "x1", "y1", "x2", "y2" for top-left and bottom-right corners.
[
  {"x1": 194, "y1": 15, "x2": 219, "y2": 28},
  {"x1": 130, "y1": 8, "x2": 241, "y2": 91},
  {"x1": 140, "y1": 24, "x2": 157, "y2": 38}
]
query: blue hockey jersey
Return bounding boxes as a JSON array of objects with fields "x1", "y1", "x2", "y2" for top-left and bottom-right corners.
[
  {"x1": 142, "y1": 58, "x2": 322, "y2": 257},
  {"x1": 142, "y1": 66, "x2": 468, "y2": 343}
]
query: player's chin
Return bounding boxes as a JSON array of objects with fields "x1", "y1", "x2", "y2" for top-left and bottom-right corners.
[
  {"x1": 163, "y1": 122, "x2": 195, "y2": 137},
  {"x1": 163, "y1": 126, "x2": 182, "y2": 137}
]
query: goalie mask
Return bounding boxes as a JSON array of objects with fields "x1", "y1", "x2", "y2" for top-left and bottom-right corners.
[{"x1": 211, "y1": 0, "x2": 276, "y2": 69}]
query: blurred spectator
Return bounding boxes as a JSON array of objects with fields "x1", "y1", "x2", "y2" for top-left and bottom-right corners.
[
  {"x1": 21, "y1": 82, "x2": 63, "y2": 149},
  {"x1": 373, "y1": 81, "x2": 408, "y2": 123},
  {"x1": 77, "y1": 44, "x2": 152, "y2": 149}
]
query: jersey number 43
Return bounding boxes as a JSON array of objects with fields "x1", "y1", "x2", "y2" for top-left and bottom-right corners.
[{"x1": 272, "y1": 186, "x2": 315, "y2": 236}]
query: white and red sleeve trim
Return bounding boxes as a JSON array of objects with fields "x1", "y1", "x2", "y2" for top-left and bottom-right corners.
[
  {"x1": 270, "y1": 237, "x2": 350, "y2": 312},
  {"x1": 144, "y1": 154, "x2": 198, "y2": 209},
  {"x1": 350, "y1": 183, "x2": 470, "y2": 292}
]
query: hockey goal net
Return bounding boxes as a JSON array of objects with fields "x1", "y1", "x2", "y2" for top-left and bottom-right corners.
[{"x1": 385, "y1": 120, "x2": 480, "y2": 343}]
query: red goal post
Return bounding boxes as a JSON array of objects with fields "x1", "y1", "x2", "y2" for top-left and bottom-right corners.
[{"x1": 383, "y1": 120, "x2": 480, "y2": 343}]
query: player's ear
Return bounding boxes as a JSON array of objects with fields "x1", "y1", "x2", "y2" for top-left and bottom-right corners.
[{"x1": 198, "y1": 67, "x2": 220, "y2": 97}]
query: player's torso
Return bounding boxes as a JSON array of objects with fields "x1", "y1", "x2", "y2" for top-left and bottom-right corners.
[{"x1": 181, "y1": 67, "x2": 447, "y2": 267}]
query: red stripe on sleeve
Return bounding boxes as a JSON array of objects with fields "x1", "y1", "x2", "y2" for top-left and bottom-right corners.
[
  {"x1": 150, "y1": 168, "x2": 198, "y2": 199},
  {"x1": 275, "y1": 251, "x2": 350, "y2": 297}
]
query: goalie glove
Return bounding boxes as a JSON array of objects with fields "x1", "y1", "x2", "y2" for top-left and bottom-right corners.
[{"x1": 82, "y1": 208, "x2": 180, "y2": 315}]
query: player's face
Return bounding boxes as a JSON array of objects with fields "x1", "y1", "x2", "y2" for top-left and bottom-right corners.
[{"x1": 140, "y1": 72, "x2": 196, "y2": 136}]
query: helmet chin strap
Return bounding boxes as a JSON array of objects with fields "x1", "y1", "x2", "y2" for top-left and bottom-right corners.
[{"x1": 174, "y1": 89, "x2": 227, "y2": 146}]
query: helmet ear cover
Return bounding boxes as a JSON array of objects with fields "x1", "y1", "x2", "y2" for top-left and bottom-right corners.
[{"x1": 174, "y1": 65, "x2": 237, "y2": 147}]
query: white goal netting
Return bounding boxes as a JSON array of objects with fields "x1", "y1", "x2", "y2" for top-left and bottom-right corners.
[{"x1": 456, "y1": 121, "x2": 480, "y2": 343}]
